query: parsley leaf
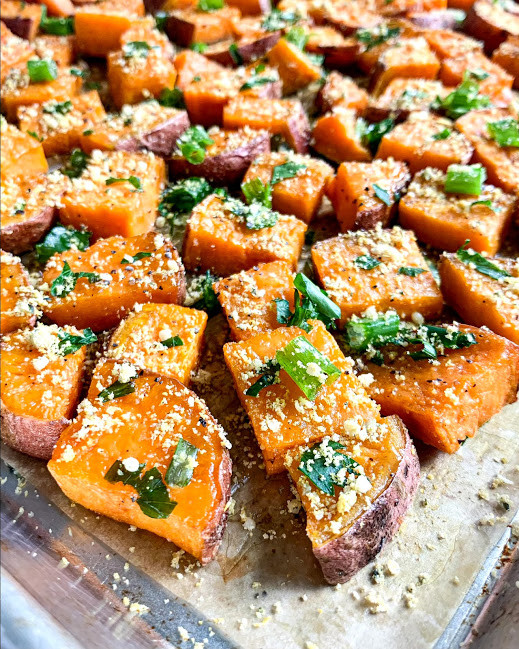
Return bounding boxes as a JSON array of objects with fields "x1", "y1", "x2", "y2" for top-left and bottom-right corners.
[
  {"x1": 354, "y1": 255, "x2": 381, "y2": 270},
  {"x1": 122, "y1": 41, "x2": 152, "y2": 59},
  {"x1": 431, "y1": 128, "x2": 451, "y2": 141},
  {"x1": 299, "y1": 440, "x2": 361, "y2": 496},
  {"x1": 357, "y1": 117, "x2": 395, "y2": 154},
  {"x1": 193, "y1": 270, "x2": 220, "y2": 317},
  {"x1": 105, "y1": 176, "x2": 143, "y2": 192},
  {"x1": 50, "y1": 261, "x2": 100, "y2": 297},
  {"x1": 161, "y1": 335, "x2": 184, "y2": 348},
  {"x1": 42, "y1": 100, "x2": 72, "y2": 115},
  {"x1": 456, "y1": 240, "x2": 511, "y2": 280},
  {"x1": 98, "y1": 380, "x2": 136, "y2": 403},
  {"x1": 158, "y1": 87, "x2": 185, "y2": 108},
  {"x1": 356, "y1": 25, "x2": 401, "y2": 51},
  {"x1": 120, "y1": 252, "x2": 152, "y2": 264},
  {"x1": 36, "y1": 224, "x2": 91, "y2": 264},
  {"x1": 372, "y1": 184, "x2": 391, "y2": 206},
  {"x1": 229, "y1": 43, "x2": 243, "y2": 65},
  {"x1": 159, "y1": 177, "x2": 212, "y2": 218},
  {"x1": 241, "y1": 177, "x2": 272, "y2": 207},
  {"x1": 240, "y1": 75, "x2": 277, "y2": 91},
  {"x1": 57, "y1": 328, "x2": 97, "y2": 355},
  {"x1": 176, "y1": 126, "x2": 214, "y2": 164},
  {"x1": 61, "y1": 149, "x2": 89, "y2": 178},
  {"x1": 271, "y1": 160, "x2": 306, "y2": 185},
  {"x1": 398, "y1": 266, "x2": 426, "y2": 277},
  {"x1": 432, "y1": 72, "x2": 491, "y2": 119},
  {"x1": 261, "y1": 9, "x2": 300, "y2": 32}
]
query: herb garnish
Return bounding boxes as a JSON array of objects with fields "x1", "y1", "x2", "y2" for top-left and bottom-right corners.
[
  {"x1": 372, "y1": 184, "x2": 391, "y2": 206},
  {"x1": 158, "y1": 87, "x2": 185, "y2": 108},
  {"x1": 105, "y1": 176, "x2": 143, "y2": 192},
  {"x1": 176, "y1": 126, "x2": 214, "y2": 164},
  {"x1": 57, "y1": 328, "x2": 97, "y2": 355},
  {"x1": 261, "y1": 9, "x2": 300, "y2": 32},
  {"x1": 398, "y1": 266, "x2": 426, "y2": 277},
  {"x1": 161, "y1": 336, "x2": 184, "y2": 348},
  {"x1": 165, "y1": 438, "x2": 198, "y2": 487},
  {"x1": 42, "y1": 100, "x2": 72, "y2": 115},
  {"x1": 193, "y1": 270, "x2": 220, "y2": 317},
  {"x1": 456, "y1": 241, "x2": 511, "y2": 280},
  {"x1": 354, "y1": 255, "x2": 381, "y2": 270},
  {"x1": 98, "y1": 379, "x2": 136, "y2": 403},
  {"x1": 120, "y1": 252, "x2": 152, "y2": 264},
  {"x1": 356, "y1": 25, "x2": 401, "y2": 51},
  {"x1": 487, "y1": 118, "x2": 519, "y2": 148},
  {"x1": 271, "y1": 160, "x2": 306, "y2": 185},
  {"x1": 50, "y1": 261, "x2": 100, "y2": 297},
  {"x1": 356, "y1": 117, "x2": 395, "y2": 154},
  {"x1": 122, "y1": 41, "x2": 153, "y2": 58},
  {"x1": 61, "y1": 149, "x2": 90, "y2": 178},
  {"x1": 299, "y1": 440, "x2": 361, "y2": 496},
  {"x1": 36, "y1": 224, "x2": 91, "y2": 264},
  {"x1": 432, "y1": 72, "x2": 491, "y2": 119}
]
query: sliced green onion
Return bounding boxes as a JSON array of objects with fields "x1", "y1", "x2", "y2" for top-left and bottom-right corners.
[
  {"x1": 27, "y1": 59, "x2": 58, "y2": 83},
  {"x1": 241, "y1": 177, "x2": 272, "y2": 207},
  {"x1": 487, "y1": 118, "x2": 519, "y2": 148},
  {"x1": 344, "y1": 312, "x2": 401, "y2": 352},
  {"x1": 444, "y1": 164, "x2": 486, "y2": 195},
  {"x1": 165, "y1": 438, "x2": 198, "y2": 487},
  {"x1": 456, "y1": 241, "x2": 511, "y2": 280}
]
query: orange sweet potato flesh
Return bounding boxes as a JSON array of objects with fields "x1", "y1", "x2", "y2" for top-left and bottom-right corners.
[
  {"x1": 17, "y1": 91, "x2": 107, "y2": 157},
  {"x1": 1, "y1": 324, "x2": 86, "y2": 459},
  {"x1": 312, "y1": 226, "x2": 443, "y2": 325},
  {"x1": 107, "y1": 304, "x2": 208, "y2": 384},
  {"x1": 42, "y1": 231, "x2": 186, "y2": 331},
  {"x1": 59, "y1": 150, "x2": 165, "y2": 239},
  {"x1": 365, "y1": 78, "x2": 449, "y2": 122},
  {"x1": 439, "y1": 253, "x2": 519, "y2": 344},
  {"x1": 166, "y1": 7, "x2": 240, "y2": 47},
  {"x1": 48, "y1": 359, "x2": 232, "y2": 564},
  {"x1": 364, "y1": 325, "x2": 519, "y2": 453},
  {"x1": 0, "y1": 252, "x2": 37, "y2": 334},
  {"x1": 455, "y1": 108, "x2": 519, "y2": 193},
  {"x1": 423, "y1": 29, "x2": 482, "y2": 60},
  {"x1": 223, "y1": 320, "x2": 383, "y2": 474},
  {"x1": 316, "y1": 71, "x2": 369, "y2": 114},
  {"x1": 491, "y1": 36, "x2": 519, "y2": 89},
  {"x1": 33, "y1": 34, "x2": 76, "y2": 68},
  {"x1": 312, "y1": 108, "x2": 371, "y2": 164},
  {"x1": 242, "y1": 152, "x2": 334, "y2": 224},
  {"x1": 214, "y1": 261, "x2": 295, "y2": 341},
  {"x1": 182, "y1": 194, "x2": 306, "y2": 276},
  {"x1": 174, "y1": 50, "x2": 225, "y2": 90},
  {"x1": 267, "y1": 38, "x2": 322, "y2": 95},
  {"x1": 329, "y1": 158, "x2": 411, "y2": 232},
  {"x1": 0, "y1": 120, "x2": 48, "y2": 181},
  {"x1": 0, "y1": 22, "x2": 35, "y2": 83},
  {"x1": 398, "y1": 167, "x2": 517, "y2": 254},
  {"x1": 376, "y1": 112, "x2": 474, "y2": 173},
  {"x1": 74, "y1": 0, "x2": 145, "y2": 58}
]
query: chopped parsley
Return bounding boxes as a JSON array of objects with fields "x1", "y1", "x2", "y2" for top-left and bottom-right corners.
[
  {"x1": 57, "y1": 328, "x2": 97, "y2": 355},
  {"x1": 105, "y1": 176, "x2": 143, "y2": 192},
  {"x1": 271, "y1": 160, "x2": 306, "y2": 185},
  {"x1": 176, "y1": 126, "x2": 214, "y2": 164},
  {"x1": 50, "y1": 261, "x2": 100, "y2": 297},
  {"x1": 35, "y1": 224, "x2": 91, "y2": 264},
  {"x1": 456, "y1": 241, "x2": 511, "y2": 281},
  {"x1": 61, "y1": 149, "x2": 89, "y2": 179},
  {"x1": 299, "y1": 440, "x2": 361, "y2": 496},
  {"x1": 354, "y1": 255, "x2": 381, "y2": 270}
]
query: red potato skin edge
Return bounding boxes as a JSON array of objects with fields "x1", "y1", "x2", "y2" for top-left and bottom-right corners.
[
  {"x1": 464, "y1": 3, "x2": 514, "y2": 54},
  {"x1": 0, "y1": 16, "x2": 37, "y2": 41},
  {"x1": 169, "y1": 131, "x2": 271, "y2": 185},
  {"x1": 116, "y1": 111, "x2": 191, "y2": 157},
  {"x1": 313, "y1": 419, "x2": 420, "y2": 585},
  {"x1": 200, "y1": 447, "x2": 232, "y2": 564},
  {"x1": 1, "y1": 205, "x2": 56, "y2": 255},
  {"x1": 1, "y1": 404, "x2": 68, "y2": 460},
  {"x1": 286, "y1": 107, "x2": 311, "y2": 154}
]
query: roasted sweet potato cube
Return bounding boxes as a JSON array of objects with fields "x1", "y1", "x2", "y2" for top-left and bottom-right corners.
[
  {"x1": 1, "y1": 65, "x2": 82, "y2": 121},
  {"x1": 312, "y1": 108, "x2": 371, "y2": 164},
  {"x1": 423, "y1": 28, "x2": 482, "y2": 60},
  {"x1": 34, "y1": 35, "x2": 76, "y2": 68},
  {"x1": 440, "y1": 51, "x2": 513, "y2": 106},
  {"x1": 355, "y1": 21, "x2": 418, "y2": 75},
  {"x1": 74, "y1": 0, "x2": 144, "y2": 58},
  {"x1": 0, "y1": 22, "x2": 35, "y2": 83},
  {"x1": 0, "y1": 118, "x2": 48, "y2": 181},
  {"x1": 316, "y1": 71, "x2": 368, "y2": 114},
  {"x1": 1, "y1": 0, "x2": 42, "y2": 41},
  {"x1": 365, "y1": 78, "x2": 449, "y2": 122},
  {"x1": 370, "y1": 37, "x2": 440, "y2": 96},
  {"x1": 226, "y1": 0, "x2": 270, "y2": 15},
  {"x1": 376, "y1": 112, "x2": 473, "y2": 173},
  {"x1": 328, "y1": 158, "x2": 410, "y2": 232},
  {"x1": 363, "y1": 325, "x2": 519, "y2": 453},
  {"x1": 1, "y1": 323, "x2": 88, "y2": 459},
  {"x1": 266, "y1": 37, "x2": 322, "y2": 95},
  {"x1": 80, "y1": 102, "x2": 189, "y2": 157},
  {"x1": 119, "y1": 17, "x2": 176, "y2": 52},
  {"x1": 464, "y1": 0, "x2": 519, "y2": 54},
  {"x1": 304, "y1": 27, "x2": 359, "y2": 69},
  {"x1": 312, "y1": 3, "x2": 382, "y2": 35},
  {"x1": 242, "y1": 152, "x2": 334, "y2": 224},
  {"x1": 439, "y1": 252, "x2": 519, "y2": 344},
  {"x1": 173, "y1": 50, "x2": 225, "y2": 90},
  {"x1": 58, "y1": 150, "x2": 165, "y2": 240},
  {"x1": 0, "y1": 251, "x2": 38, "y2": 334},
  {"x1": 214, "y1": 261, "x2": 295, "y2": 341},
  {"x1": 492, "y1": 36, "x2": 519, "y2": 89},
  {"x1": 42, "y1": 231, "x2": 186, "y2": 331},
  {"x1": 166, "y1": 7, "x2": 240, "y2": 47},
  {"x1": 204, "y1": 31, "x2": 281, "y2": 67},
  {"x1": 170, "y1": 126, "x2": 270, "y2": 185},
  {"x1": 48, "y1": 358, "x2": 231, "y2": 564},
  {"x1": 284, "y1": 415, "x2": 419, "y2": 585},
  {"x1": 376, "y1": 0, "x2": 447, "y2": 13},
  {"x1": 17, "y1": 91, "x2": 106, "y2": 157},
  {"x1": 223, "y1": 96, "x2": 310, "y2": 153},
  {"x1": 223, "y1": 320, "x2": 384, "y2": 474},
  {"x1": 1, "y1": 175, "x2": 60, "y2": 254},
  {"x1": 455, "y1": 108, "x2": 519, "y2": 193},
  {"x1": 398, "y1": 167, "x2": 516, "y2": 254},
  {"x1": 312, "y1": 226, "x2": 443, "y2": 324},
  {"x1": 107, "y1": 304, "x2": 206, "y2": 384},
  {"x1": 182, "y1": 194, "x2": 306, "y2": 276}
]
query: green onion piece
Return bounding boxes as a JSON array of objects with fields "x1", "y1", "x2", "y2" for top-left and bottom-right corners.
[
  {"x1": 299, "y1": 440, "x2": 360, "y2": 496},
  {"x1": 50, "y1": 261, "x2": 100, "y2": 297},
  {"x1": 161, "y1": 335, "x2": 184, "y2": 348},
  {"x1": 176, "y1": 126, "x2": 214, "y2": 164},
  {"x1": 105, "y1": 176, "x2": 143, "y2": 192},
  {"x1": 444, "y1": 164, "x2": 486, "y2": 195},
  {"x1": 271, "y1": 161, "x2": 306, "y2": 185},
  {"x1": 197, "y1": 0, "x2": 223, "y2": 11},
  {"x1": 241, "y1": 177, "x2": 272, "y2": 207},
  {"x1": 57, "y1": 328, "x2": 97, "y2": 355},
  {"x1": 120, "y1": 251, "x2": 152, "y2": 264},
  {"x1": 40, "y1": 11, "x2": 74, "y2": 36},
  {"x1": 27, "y1": 59, "x2": 58, "y2": 83},
  {"x1": 456, "y1": 241, "x2": 511, "y2": 280},
  {"x1": 431, "y1": 128, "x2": 451, "y2": 141},
  {"x1": 191, "y1": 41, "x2": 208, "y2": 53},
  {"x1": 344, "y1": 312, "x2": 401, "y2": 352},
  {"x1": 261, "y1": 9, "x2": 300, "y2": 32},
  {"x1": 165, "y1": 438, "x2": 198, "y2": 487},
  {"x1": 409, "y1": 340, "x2": 438, "y2": 360},
  {"x1": 354, "y1": 255, "x2": 381, "y2": 270},
  {"x1": 98, "y1": 379, "x2": 136, "y2": 403},
  {"x1": 284, "y1": 26, "x2": 308, "y2": 51},
  {"x1": 372, "y1": 184, "x2": 391, "y2": 206},
  {"x1": 398, "y1": 266, "x2": 426, "y2": 277},
  {"x1": 36, "y1": 224, "x2": 91, "y2": 264},
  {"x1": 487, "y1": 118, "x2": 519, "y2": 148},
  {"x1": 275, "y1": 335, "x2": 341, "y2": 401},
  {"x1": 470, "y1": 199, "x2": 494, "y2": 210},
  {"x1": 158, "y1": 87, "x2": 185, "y2": 108}
]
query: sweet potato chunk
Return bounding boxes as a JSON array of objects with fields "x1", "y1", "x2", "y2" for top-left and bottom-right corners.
[
  {"x1": 166, "y1": 7, "x2": 240, "y2": 47},
  {"x1": 1, "y1": 0, "x2": 42, "y2": 41},
  {"x1": 285, "y1": 415, "x2": 419, "y2": 584},
  {"x1": 316, "y1": 71, "x2": 368, "y2": 114},
  {"x1": 312, "y1": 107, "x2": 371, "y2": 164},
  {"x1": 1, "y1": 323, "x2": 88, "y2": 459},
  {"x1": 182, "y1": 194, "x2": 306, "y2": 275},
  {"x1": 42, "y1": 231, "x2": 186, "y2": 331},
  {"x1": 0, "y1": 22, "x2": 35, "y2": 83},
  {"x1": 313, "y1": 2, "x2": 382, "y2": 35},
  {"x1": 370, "y1": 37, "x2": 440, "y2": 95},
  {"x1": 304, "y1": 27, "x2": 359, "y2": 69},
  {"x1": 74, "y1": 0, "x2": 145, "y2": 58},
  {"x1": 1, "y1": 65, "x2": 82, "y2": 121},
  {"x1": 464, "y1": 0, "x2": 519, "y2": 54},
  {"x1": 423, "y1": 28, "x2": 483, "y2": 60},
  {"x1": 223, "y1": 320, "x2": 384, "y2": 474},
  {"x1": 204, "y1": 31, "x2": 281, "y2": 67},
  {"x1": 173, "y1": 49, "x2": 225, "y2": 90},
  {"x1": 439, "y1": 252, "x2": 519, "y2": 344},
  {"x1": 266, "y1": 37, "x2": 322, "y2": 95},
  {"x1": 48, "y1": 359, "x2": 231, "y2": 564},
  {"x1": 491, "y1": 36, "x2": 519, "y2": 89},
  {"x1": 363, "y1": 324, "x2": 519, "y2": 453},
  {"x1": 455, "y1": 108, "x2": 519, "y2": 193},
  {"x1": 59, "y1": 150, "x2": 165, "y2": 239},
  {"x1": 365, "y1": 78, "x2": 448, "y2": 122},
  {"x1": 0, "y1": 251, "x2": 38, "y2": 334},
  {"x1": 223, "y1": 96, "x2": 310, "y2": 153},
  {"x1": 169, "y1": 126, "x2": 270, "y2": 185},
  {"x1": 399, "y1": 167, "x2": 516, "y2": 254},
  {"x1": 17, "y1": 92, "x2": 107, "y2": 157},
  {"x1": 312, "y1": 226, "x2": 443, "y2": 325},
  {"x1": 376, "y1": 112, "x2": 473, "y2": 173},
  {"x1": 34, "y1": 35, "x2": 76, "y2": 68},
  {"x1": 0, "y1": 118, "x2": 48, "y2": 181},
  {"x1": 242, "y1": 152, "x2": 334, "y2": 223},
  {"x1": 214, "y1": 261, "x2": 295, "y2": 341},
  {"x1": 328, "y1": 158, "x2": 411, "y2": 232},
  {"x1": 107, "y1": 304, "x2": 207, "y2": 384},
  {"x1": 80, "y1": 102, "x2": 189, "y2": 157}
]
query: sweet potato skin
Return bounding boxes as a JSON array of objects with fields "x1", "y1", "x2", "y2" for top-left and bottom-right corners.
[
  {"x1": 314, "y1": 418, "x2": 420, "y2": 585},
  {"x1": 0, "y1": 408, "x2": 68, "y2": 460},
  {"x1": 2, "y1": 204, "x2": 55, "y2": 255},
  {"x1": 464, "y1": 0, "x2": 519, "y2": 54},
  {"x1": 117, "y1": 111, "x2": 190, "y2": 157}
]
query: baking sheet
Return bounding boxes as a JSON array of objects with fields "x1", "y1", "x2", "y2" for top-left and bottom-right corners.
[{"x1": 2, "y1": 309, "x2": 518, "y2": 649}]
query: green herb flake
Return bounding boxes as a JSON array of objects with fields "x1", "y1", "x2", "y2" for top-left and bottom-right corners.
[
  {"x1": 193, "y1": 270, "x2": 220, "y2": 317},
  {"x1": 40, "y1": 7, "x2": 74, "y2": 36},
  {"x1": 159, "y1": 177, "x2": 212, "y2": 218},
  {"x1": 50, "y1": 261, "x2": 100, "y2": 297},
  {"x1": 284, "y1": 26, "x2": 308, "y2": 51},
  {"x1": 261, "y1": 9, "x2": 300, "y2": 32},
  {"x1": 229, "y1": 42, "x2": 243, "y2": 65},
  {"x1": 357, "y1": 117, "x2": 395, "y2": 155},
  {"x1": 431, "y1": 128, "x2": 451, "y2": 141},
  {"x1": 432, "y1": 72, "x2": 491, "y2": 119},
  {"x1": 155, "y1": 11, "x2": 168, "y2": 32},
  {"x1": 354, "y1": 255, "x2": 381, "y2": 270},
  {"x1": 225, "y1": 196, "x2": 279, "y2": 230},
  {"x1": 42, "y1": 100, "x2": 72, "y2": 115},
  {"x1": 176, "y1": 126, "x2": 214, "y2": 164},
  {"x1": 398, "y1": 266, "x2": 426, "y2": 277},
  {"x1": 299, "y1": 440, "x2": 361, "y2": 496},
  {"x1": 105, "y1": 176, "x2": 143, "y2": 192},
  {"x1": 165, "y1": 438, "x2": 198, "y2": 487},
  {"x1": 57, "y1": 328, "x2": 97, "y2": 355},
  {"x1": 82, "y1": 129, "x2": 94, "y2": 136},
  {"x1": 61, "y1": 149, "x2": 89, "y2": 179},
  {"x1": 27, "y1": 58, "x2": 58, "y2": 83},
  {"x1": 271, "y1": 160, "x2": 306, "y2": 185},
  {"x1": 191, "y1": 42, "x2": 208, "y2": 53},
  {"x1": 98, "y1": 379, "x2": 136, "y2": 403},
  {"x1": 469, "y1": 68, "x2": 490, "y2": 81},
  {"x1": 120, "y1": 251, "x2": 152, "y2": 264},
  {"x1": 197, "y1": 0, "x2": 224, "y2": 11},
  {"x1": 356, "y1": 25, "x2": 401, "y2": 51},
  {"x1": 240, "y1": 75, "x2": 277, "y2": 91},
  {"x1": 372, "y1": 184, "x2": 391, "y2": 206},
  {"x1": 36, "y1": 224, "x2": 91, "y2": 264},
  {"x1": 456, "y1": 241, "x2": 511, "y2": 281},
  {"x1": 487, "y1": 118, "x2": 519, "y2": 148},
  {"x1": 444, "y1": 163, "x2": 486, "y2": 195},
  {"x1": 161, "y1": 335, "x2": 184, "y2": 348},
  {"x1": 158, "y1": 87, "x2": 185, "y2": 108},
  {"x1": 241, "y1": 177, "x2": 272, "y2": 207},
  {"x1": 27, "y1": 130, "x2": 43, "y2": 142},
  {"x1": 245, "y1": 359, "x2": 280, "y2": 397},
  {"x1": 122, "y1": 41, "x2": 152, "y2": 59}
]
